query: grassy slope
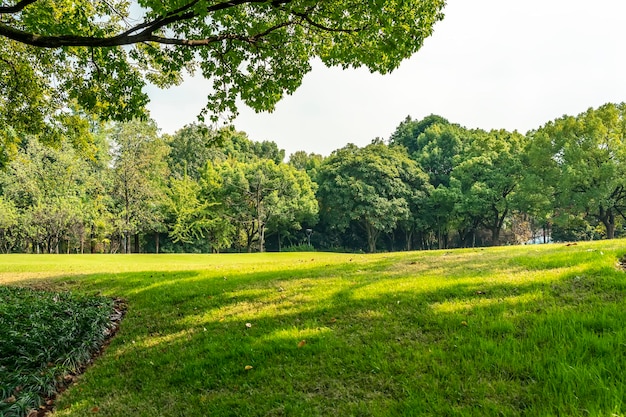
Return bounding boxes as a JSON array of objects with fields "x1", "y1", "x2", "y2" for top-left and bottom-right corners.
[{"x1": 1, "y1": 242, "x2": 625, "y2": 416}]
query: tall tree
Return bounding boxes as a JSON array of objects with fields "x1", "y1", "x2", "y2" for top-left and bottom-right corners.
[
  {"x1": 527, "y1": 103, "x2": 626, "y2": 239},
  {"x1": 0, "y1": 138, "x2": 93, "y2": 253},
  {"x1": 210, "y1": 159, "x2": 318, "y2": 252},
  {"x1": 392, "y1": 121, "x2": 467, "y2": 249},
  {"x1": 265, "y1": 164, "x2": 319, "y2": 251},
  {"x1": 451, "y1": 129, "x2": 527, "y2": 246},
  {"x1": 221, "y1": 129, "x2": 286, "y2": 164},
  {"x1": 109, "y1": 119, "x2": 169, "y2": 252},
  {"x1": 166, "y1": 174, "x2": 211, "y2": 246},
  {"x1": 317, "y1": 143, "x2": 428, "y2": 253}
]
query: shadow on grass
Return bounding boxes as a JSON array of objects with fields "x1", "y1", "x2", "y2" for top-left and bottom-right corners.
[{"x1": 4, "y1": 249, "x2": 626, "y2": 417}]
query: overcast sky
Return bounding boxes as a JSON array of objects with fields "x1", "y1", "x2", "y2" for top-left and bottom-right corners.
[{"x1": 145, "y1": 0, "x2": 626, "y2": 157}]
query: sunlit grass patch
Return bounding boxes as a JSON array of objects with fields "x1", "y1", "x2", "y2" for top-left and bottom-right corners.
[{"x1": 0, "y1": 241, "x2": 625, "y2": 416}]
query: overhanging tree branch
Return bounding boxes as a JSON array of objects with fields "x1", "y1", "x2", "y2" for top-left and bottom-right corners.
[
  {"x1": 0, "y1": 0, "x2": 368, "y2": 49},
  {"x1": 0, "y1": 0, "x2": 446, "y2": 145},
  {"x1": 0, "y1": 0, "x2": 289, "y2": 48},
  {"x1": 0, "y1": 0, "x2": 37, "y2": 14},
  {"x1": 292, "y1": 9, "x2": 369, "y2": 33}
]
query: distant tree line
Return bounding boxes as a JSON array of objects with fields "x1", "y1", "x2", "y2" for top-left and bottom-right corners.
[{"x1": 1, "y1": 102, "x2": 625, "y2": 254}]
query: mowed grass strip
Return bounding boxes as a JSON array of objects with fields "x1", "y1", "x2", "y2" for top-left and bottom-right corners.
[{"x1": 1, "y1": 241, "x2": 625, "y2": 416}]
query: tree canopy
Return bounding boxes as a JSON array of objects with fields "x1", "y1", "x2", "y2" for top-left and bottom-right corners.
[
  {"x1": 3, "y1": 103, "x2": 626, "y2": 254},
  {"x1": 0, "y1": 0, "x2": 445, "y2": 134},
  {"x1": 527, "y1": 103, "x2": 626, "y2": 239},
  {"x1": 317, "y1": 142, "x2": 428, "y2": 252}
]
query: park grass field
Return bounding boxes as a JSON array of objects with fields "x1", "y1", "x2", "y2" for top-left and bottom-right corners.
[{"x1": 1, "y1": 241, "x2": 626, "y2": 416}]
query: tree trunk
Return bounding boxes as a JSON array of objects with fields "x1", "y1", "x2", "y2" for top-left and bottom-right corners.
[
  {"x1": 437, "y1": 227, "x2": 443, "y2": 249},
  {"x1": 598, "y1": 207, "x2": 616, "y2": 239},
  {"x1": 364, "y1": 221, "x2": 379, "y2": 253},
  {"x1": 259, "y1": 224, "x2": 266, "y2": 252},
  {"x1": 155, "y1": 232, "x2": 160, "y2": 254},
  {"x1": 134, "y1": 233, "x2": 140, "y2": 253},
  {"x1": 604, "y1": 218, "x2": 616, "y2": 239},
  {"x1": 491, "y1": 227, "x2": 500, "y2": 246},
  {"x1": 388, "y1": 230, "x2": 395, "y2": 252},
  {"x1": 405, "y1": 229, "x2": 413, "y2": 251}
]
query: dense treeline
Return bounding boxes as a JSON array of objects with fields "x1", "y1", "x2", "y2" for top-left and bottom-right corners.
[{"x1": 1, "y1": 102, "x2": 625, "y2": 253}]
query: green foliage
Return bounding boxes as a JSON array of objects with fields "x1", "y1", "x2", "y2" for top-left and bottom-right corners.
[
  {"x1": 166, "y1": 123, "x2": 223, "y2": 180},
  {"x1": 0, "y1": 286, "x2": 114, "y2": 417},
  {"x1": 0, "y1": 196, "x2": 18, "y2": 253},
  {"x1": 109, "y1": 119, "x2": 170, "y2": 251},
  {"x1": 206, "y1": 158, "x2": 318, "y2": 252},
  {"x1": 288, "y1": 150, "x2": 324, "y2": 181},
  {"x1": 0, "y1": 0, "x2": 446, "y2": 165},
  {"x1": 528, "y1": 103, "x2": 626, "y2": 239},
  {"x1": 317, "y1": 143, "x2": 429, "y2": 252},
  {"x1": 0, "y1": 138, "x2": 98, "y2": 253},
  {"x1": 217, "y1": 128, "x2": 286, "y2": 164},
  {"x1": 166, "y1": 175, "x2": 214, "y2": 245},
  {"x1": 411, "y1": 122, "x2": 463, "y2": 188},
  {"x1": 451, "y1": 129, "x2": 527, "y2": 245},
  {"x1": 5, "y1": 100, "x2": 626, "y2": 254},
  {"x1": 388, "y1": 114, "x2": 450, "y2": 155}
]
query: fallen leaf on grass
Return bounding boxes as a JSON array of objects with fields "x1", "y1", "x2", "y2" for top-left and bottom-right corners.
[
  {"x1": 91, "y1": 406, "x2": 100, "y2": 413},
  {"x1": 461, "y1": 321, "x2": 468, "y2": 327},
  {"x1": 4, "y1": 396, "x2": 16, "y2": 404},
  {"x1": 245, "y1": 322, "x2": 252, "y2": 328},
  {"x1": 329, "y1": 317, "x2": 337, "y2": 323},
  {"x1": 244, "y1": 365, "x2": 253, "y2": 371},
  {"x1": 297, "y1": 340, "x2": 307, "y2": 348}
]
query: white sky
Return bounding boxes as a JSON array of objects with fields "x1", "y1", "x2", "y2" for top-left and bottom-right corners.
[{"x1": 145, "y1": 0, "x2": 626, "y2": 157}]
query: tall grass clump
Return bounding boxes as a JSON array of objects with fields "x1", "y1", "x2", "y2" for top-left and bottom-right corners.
[{"x1": 0, "y1": 287, "x2": 115, "y2": 417}]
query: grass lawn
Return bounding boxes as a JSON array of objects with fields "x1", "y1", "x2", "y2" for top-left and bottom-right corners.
[{"x1": 1, "y1": 241, "x2": 626, "y2": 416}]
